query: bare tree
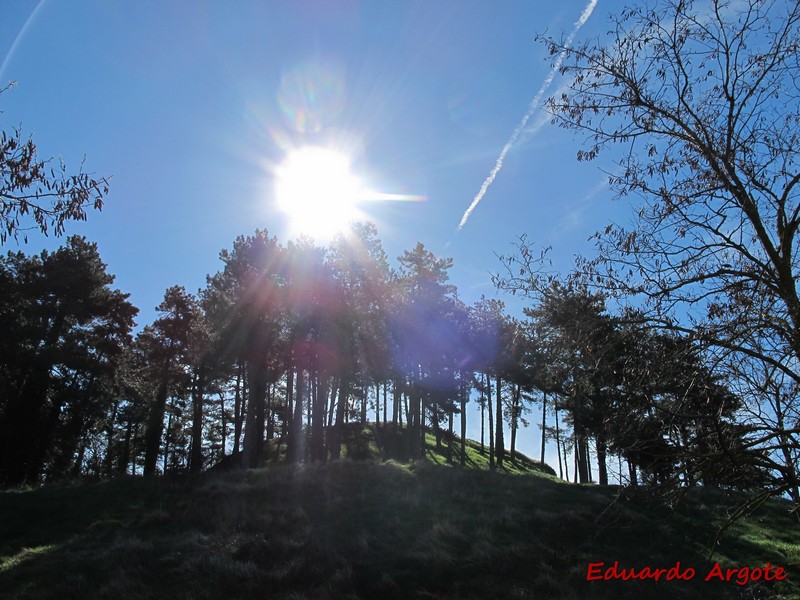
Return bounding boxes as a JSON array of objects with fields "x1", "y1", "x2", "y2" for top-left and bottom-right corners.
[{"x1": 541, "y1": 0, "x2": 800, "y2": 507}]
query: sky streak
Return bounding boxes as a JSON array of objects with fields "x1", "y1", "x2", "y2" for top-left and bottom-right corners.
[
  {"x1": 456, "y1": 0, "x2": 598, "y2": 231},
  {"x1": 0, "y1": 0, "x2": 48, "y2": 86}
]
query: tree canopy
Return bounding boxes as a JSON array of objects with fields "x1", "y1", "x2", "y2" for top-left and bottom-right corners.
[{"x1": 0, "y1": 223, "x2": 760, "y2": 506}]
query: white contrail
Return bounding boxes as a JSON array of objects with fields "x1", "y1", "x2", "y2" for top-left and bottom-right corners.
[
  {"x1": 0, "y1": 0, "x2": 48, "y2": 85},
  {"x1": 457, "y1": 0, "x2": 598, "y2": 231}
]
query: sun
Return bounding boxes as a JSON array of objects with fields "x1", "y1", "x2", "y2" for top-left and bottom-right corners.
[{"x1": 274, "y1": 146, "x2": 365, "y2": 241}]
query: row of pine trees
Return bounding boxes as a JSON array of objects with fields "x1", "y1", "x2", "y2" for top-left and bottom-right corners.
[{"x1": 0, "y1": 224, "x2": 761, "y2": 490}]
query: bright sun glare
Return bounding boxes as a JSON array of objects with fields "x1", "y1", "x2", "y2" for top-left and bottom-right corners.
[{"x1": 274, "y1": 146, "x2": 364, "y2": 240}]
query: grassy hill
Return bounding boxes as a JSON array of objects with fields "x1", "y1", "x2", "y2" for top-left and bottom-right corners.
[
  {"x1": 261, "y1": 423, "x2": 557, "y2": 477},
  {"x1": 1, "y1": 425, "x2": 799, "y2": 599}
]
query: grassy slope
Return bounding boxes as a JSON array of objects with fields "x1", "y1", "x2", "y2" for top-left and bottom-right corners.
[
  {"x1": 1, "y1": 426, "x2": 799, "y2": 599},
  {"x1": 305, "y1": 423, "x2": 557, "y2": 476}
]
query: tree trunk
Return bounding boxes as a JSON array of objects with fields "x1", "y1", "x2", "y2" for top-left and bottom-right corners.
[
  {"x1": 447, "y1": 403, "x2": 453, "y2": 463},
  {"x1": 510, "y1": 384, "x2": 519, "y2": 461},
  {"x1": 103, "y1": 397, "x2": 120, "y2": 478},
  {"x1": 287, "y1": 367, "x2": 305, "y2": 463},
  {"x1": 189, "y1": 365, "x2": 206, "y2": 474},
  {"x1": 361, "y1": 386, "x2": 367, "y2": 423},
  {"x1": 332, "y1": 378, "x2": 349, "y2": 460},
  {"x1": 306, "y1": 374, "x2": 314, "y2": 427},
  {"x1": 433, "y1": 407, "x2": 442, "y2": 450},
  {"x1": 487, "y1": 374, "x2": 495, "y2": 470},
  {"x1": 233, "y1": 361, "x2": 244, "y2": 457},
  {"x1": 408, "y1": 386, "x2": 419, "y2": 459},
  {"x1": 480, "y1": 389, "x2": 485, "y2": 453},
  {"x1": 285, "y1": 368, "x2": 293, "y2": 434},
  {"x1": 119, "y1": 418, "x2": 132, "y2": 476},
  {"x1": 163, "y1": 403, "x2": 173, "y2": 474},
  {"x1": 143, "y1": 377, "x2": 169, "y2": 476},
  {"x1": 573, "y1": 437, "x2": 578, "y2": 483},
  {"x1": 383, "y1": 382, "x2": 388, "y2": 425},
  {"x1": 628, "y1": 460, "x2": 638, "y2": 487},
  {"x1": 243, "y1": 362, "x2": 268, "y2": 468},
  {"x1": 460, "y1": 379, "x2": 467, "y2": 466},
  {"x1": 573, "y1": 392, "x2": 590, "y2": 484},
  {"x1": 219, "y1": 391, "x2": 227, "y2": 458},
  {"x1": 540, "y1": 393, "x2": 547, "y2": 465},
  {"x1": 131, "y1": 423, "x2": 138, "y2": 476},
  {"x1": 418, "y1": 388, "x2": 426, "y2": 458},
  {"x1": 555, "y1": 401, "x2": 563, "y2": 480},
  {"x1": 266, "y1": 384, "x2": 274, "y2": 441},
  {"x1": 392, "y1": 381, "x2": 399, "y2": 427},
  {"x1": 311, "y1": 373, "x2": 327, "y2": 462},
  {"x1": 596, "y1": 433, "x2": 608, "y2": 486},
  {"x1": 327, "y1": 378, "x2": 337, "y2": 428}
]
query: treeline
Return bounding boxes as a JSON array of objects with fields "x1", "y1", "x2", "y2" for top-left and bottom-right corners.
[{"x1": 0, "y1": 224, "x2": 765, "y2": 491}]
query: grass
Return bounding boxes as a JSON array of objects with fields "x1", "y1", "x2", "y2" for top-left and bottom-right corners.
[
  {"x1": 317, "y1": 422, "x2": 556, "y2": 477},
  {"x1": 0, "y1": 426, "x2": 799, "y2": 599}
]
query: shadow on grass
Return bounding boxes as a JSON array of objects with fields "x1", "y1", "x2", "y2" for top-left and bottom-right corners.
[{"x1": 1, "y1": 451, "x2": 798, "y2": 599}]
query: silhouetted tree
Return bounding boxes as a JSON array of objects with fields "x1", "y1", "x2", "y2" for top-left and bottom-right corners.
[
  {"x1": 208, "y1": 230, "x2": 288, "y2": 469},
  {"x1": 394, "y1": 243, "x2": 461, "y2": 457},
  {"x1": 328, "y1": 223, "x2": 393, "y2": 459},
  {"x1": 541, "y1": 0, "x2": 800, "y2": 506},
  {"x1": 523, "y1": 283, "x2": 618, "y2": 483},
  {"x1": 468, "y1": 297, "x2": 515, "y2": 469},
  {"x1": 140, "y1": 286, "x2": 198, "y2": 476},
  {"x1": 0, "y1": 236, "x2": 136, "y2": 485}
]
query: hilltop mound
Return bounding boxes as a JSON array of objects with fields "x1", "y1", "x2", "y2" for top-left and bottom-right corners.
[
  {"x1": 1, "y1": 453, "x2": 798, "y2": 599},
  {"x1": 266, "y1": 422, "x2": 557, "y2": 477}
]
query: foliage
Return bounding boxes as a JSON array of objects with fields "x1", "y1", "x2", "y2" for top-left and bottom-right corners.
[
  {"x1": 138, "y1": 286, "x2": 201, "y2": 476},
  {"x1": 0, "y1": 236, "x2": 137, "y2": 486},
  {"x1": 0, "y1": 84, "x2": 109, "y2": 244},
  {"x1": 494, "y1": 261, "x2": 766, "y2": 491}
]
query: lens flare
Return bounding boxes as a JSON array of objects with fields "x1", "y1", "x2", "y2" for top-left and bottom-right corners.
[{"x1": 276, "y1": 61, "x2": 346, "y2": 133}]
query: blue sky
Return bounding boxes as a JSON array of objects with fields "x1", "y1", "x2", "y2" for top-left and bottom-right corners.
[{"x1": 1, "y1": 0, "x2": 626, "y2": 471}]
